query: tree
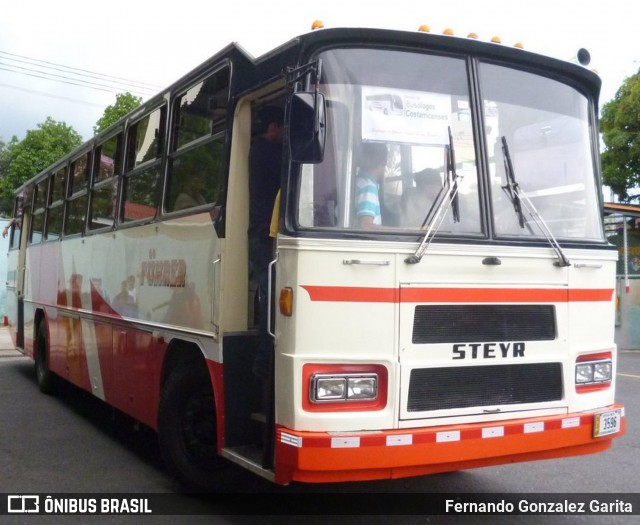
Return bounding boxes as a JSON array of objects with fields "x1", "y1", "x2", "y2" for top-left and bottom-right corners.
[
  {"x1": 93, "y1": 92, "x2": 142, "y2": 135},
  {"x1": 600, "y1": 71, "x2": 640, "y2": 201},
  {"x1": 0, "y1": 117, "x2": 82, "y2": 214}
]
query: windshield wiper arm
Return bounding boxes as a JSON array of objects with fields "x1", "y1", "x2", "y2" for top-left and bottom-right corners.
[
  {"x1": 500, "y1": 136, "x2": 571, "y2": 268},
  {"x1": 501, "y1": 136, "x2": 525, "y2": 228},
  {"x1": 405, "y1": 127, "x2": 462, "y2": 264},
  {"x1": 448, "y1": 127, "x2": 460, "y2": 223}
]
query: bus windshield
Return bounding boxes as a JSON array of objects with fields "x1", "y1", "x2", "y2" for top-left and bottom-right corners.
[
  {"x1": 295, "y1": 47, "x2": 603, "y2": 242},
  {"x1": 480, "y1": 62, "x2": 603, "y2": 241}
]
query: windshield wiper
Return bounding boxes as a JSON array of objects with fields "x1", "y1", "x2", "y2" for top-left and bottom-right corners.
[
  {"x1": 500, "y1": 136, "x2": 525, "y2": 229},
  {"x1": 448, "y1": 127, "x2": 460, "y2": 224},
  {"x1": 500, "y1": 136, "x2": 571, "y2": 267},
  {"x1": 405, "y1": 127, "x2": 462, "y2": 264}
]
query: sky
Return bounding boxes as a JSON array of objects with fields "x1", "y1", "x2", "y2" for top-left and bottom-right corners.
[{"x1": 0, "y1": 0, "x2": 638, "y2": 144}]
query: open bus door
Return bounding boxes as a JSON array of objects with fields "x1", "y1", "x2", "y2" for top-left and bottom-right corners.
[{"x1": 5, "y1": 192, "x2": 28, "y2": 349}]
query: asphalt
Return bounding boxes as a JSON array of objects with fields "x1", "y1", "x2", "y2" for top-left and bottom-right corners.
[{"x1": 0, "y1": 326, "x2": 23, "y2": 358}]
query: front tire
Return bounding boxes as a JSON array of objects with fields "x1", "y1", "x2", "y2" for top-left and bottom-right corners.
[
  {"x1": 35, "y1": 321, "x2": 56, "y2": 394},
  {"x1": 157, "y1": 365, "x2": 228, "y2": 492}
]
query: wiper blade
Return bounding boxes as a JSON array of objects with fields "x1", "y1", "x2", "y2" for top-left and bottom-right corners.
[
  {"x1": 405, "y1": 128, "x2": 462, "y2": 264},
  {"x1": 448, "y1": 127, "x2": 460, "y2": 223},
  {"x1": 404, "y1": 187, "x2": 456, "y2": 264},
  {"x1": 500, "y1": 136, "x2": 571, "y2": 268},
  {"x1": 500, "y1": 136, "x2": 525, "y2": 228}
]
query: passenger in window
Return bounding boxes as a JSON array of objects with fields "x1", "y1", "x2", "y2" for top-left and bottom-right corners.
[
  {"x1": 355, "y1": 143, "x2": 388, "y2": 228},
  {"x1": 3, "y1": 193, "x2": 25, "y2": 238},
  {"x1": 248, "y1": 105, "x2": 284, "y2": 379},
  {"x1": 401, "y1": 168, "x2": 443, "y2": 228},
  {"x1": 2, "y1": 217, "x2": 20, "y2": 238}
]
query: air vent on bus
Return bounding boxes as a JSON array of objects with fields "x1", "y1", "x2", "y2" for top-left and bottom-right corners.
[
  {"x1": 412, "y1": 304, "x2": 556, "y2": 344},
  {"x1": 407, "y1": 363, "x2": 563, "y2": 412}
]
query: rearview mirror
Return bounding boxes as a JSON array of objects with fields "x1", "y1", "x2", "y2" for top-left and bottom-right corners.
[{"x1": 289, "y1": 92, "x2": 326, "y2": 163}]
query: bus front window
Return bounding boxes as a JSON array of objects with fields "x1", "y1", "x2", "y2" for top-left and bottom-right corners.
[
  {"x1": 479, "y1": 63, "x2": 604, "y2": 241},
  {"x1": 296, "y1": 48, "x2": 482, "y2": 235}
]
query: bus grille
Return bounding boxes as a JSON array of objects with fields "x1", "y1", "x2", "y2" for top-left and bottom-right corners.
[
  {"x1": 407, "y1": 363, "x2": 563, "y2": 412},
  {"x1": 412, "y1": 305, "x2": 556, "y2": 344}
]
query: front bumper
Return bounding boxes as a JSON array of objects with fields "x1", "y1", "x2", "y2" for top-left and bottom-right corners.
[{"x1": 274, "y1": 405, "x2": 626, "y2": 485}]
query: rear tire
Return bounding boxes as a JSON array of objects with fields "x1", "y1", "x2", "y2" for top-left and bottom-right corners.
[
  {"x1": 157, "y1": 365, "x2": 229, "y2": 492},
  {"x1": 35, "y1": 321, "x2": 56, "y2": 394}
]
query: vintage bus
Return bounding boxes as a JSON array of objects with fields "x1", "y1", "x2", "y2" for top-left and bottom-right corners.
[{"x1": 5, "y1": 24, "x2": 625, "y2": 491}]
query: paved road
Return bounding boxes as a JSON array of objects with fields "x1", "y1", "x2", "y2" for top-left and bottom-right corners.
[{"x1": 0, "y1": 330, "x2": 638, "y2": 524}]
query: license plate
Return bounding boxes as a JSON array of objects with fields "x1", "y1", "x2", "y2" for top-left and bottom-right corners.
[{"x1": 594, "y1": 409, "x2": 622, "y2": 437}]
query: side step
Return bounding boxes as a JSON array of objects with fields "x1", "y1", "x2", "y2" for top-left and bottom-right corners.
[{"x1": 221, "y1": 445, "x2": 276, "y2": 483}]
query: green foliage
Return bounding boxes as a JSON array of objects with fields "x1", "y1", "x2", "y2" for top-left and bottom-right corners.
[
  {"x1": 94, "y1": 92, "x2": 142, "y2": 135},
  {"x1": 0, "y1": 117, "x2": 82, "y2": 214},
  {"x1": 601, "y1": 71, "x2": 640, "y2": 201}
]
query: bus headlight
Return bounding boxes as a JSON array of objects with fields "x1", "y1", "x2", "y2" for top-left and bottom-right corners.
[
  {"x1": 575, "y1": 363, "x2": 595, "y2": 384},
  {"x1": 303, "y1": 364, "x2": 388, "y2": 411},
  {"x1": 575, "y1": 352, "x2": 613, "y2": 392},
  {"x1": 594, "y1": 361, "x2": 613, "y2": 382},
  {"x1": 315, "y1": 377, "x2": 347, "y2": 400},
  {"x1": 311, "y1": 374, "x2": 378, "y2": 402},
  {"x1": 348, "y1": 376, "x2": 377, "y2": 400}
]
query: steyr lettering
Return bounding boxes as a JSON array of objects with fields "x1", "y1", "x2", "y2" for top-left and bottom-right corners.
[{"x1": 452, "y1": 342, "x2": 525, "y2": 360}]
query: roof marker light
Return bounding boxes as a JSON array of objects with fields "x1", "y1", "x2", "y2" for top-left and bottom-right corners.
[
  {"x1": 311, "y1": 20, "x2": 324, "y2": 30},
  {"x1": 572, "y1": 48, "x2": 591, "y2": 66},
  {"x1": 514, "y1": 42, "x2": 524, "y2": 49},
  {"x1": 443, "y1": 28, "x2": 455, "y2": 36},
  {"x1": 467, "y1": 32, "x2": 479, "y2": 39},
  {"x1": 491, "y1": 36, "x2": 502, "y2": 44},
  {"x1": 417, "y1": 24, "x2": 430, "y2": 33}
]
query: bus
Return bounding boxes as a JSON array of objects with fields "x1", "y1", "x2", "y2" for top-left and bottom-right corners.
[{"x1": 5, "y1": 24, "x2": 625, "y2": 491}]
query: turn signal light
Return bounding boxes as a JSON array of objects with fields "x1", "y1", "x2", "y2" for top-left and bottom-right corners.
[{"x1": 279, "y1": 287, "x2": 293, "y2": 317}]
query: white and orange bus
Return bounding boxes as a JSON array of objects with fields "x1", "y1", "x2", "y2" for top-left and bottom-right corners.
[{"x1": 5, "y1": 25, "x2": 625, "y2": 491}]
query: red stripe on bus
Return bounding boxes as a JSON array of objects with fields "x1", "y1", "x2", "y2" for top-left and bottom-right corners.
[
  {"x1": 300, "y1": 285, "x2": 399, "y2": 303},
  {"x1": 300, "y1": 286, "x2": 614, "y2": 303}
]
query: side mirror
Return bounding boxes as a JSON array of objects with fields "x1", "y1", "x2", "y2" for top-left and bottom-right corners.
[{"x1": 289, "y1": 92, "x2": 326, "y2": 163}]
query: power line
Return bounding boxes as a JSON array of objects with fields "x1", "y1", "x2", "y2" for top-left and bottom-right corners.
[
  {"x1": 0, "y1": 82, "x2": 106, "y2": 108},
  {"x1": 0, "y1": 50, "x2": 162, "y2": 90},
  {"x1": 0, "y1": 61, "x2": 156, "y2": 97},
  {"x1": 0, "y1": 55, "x2": 157, "y2": 93},
  {"x1": 0, "y1": 64, "x2": 147, "y2": 96}
]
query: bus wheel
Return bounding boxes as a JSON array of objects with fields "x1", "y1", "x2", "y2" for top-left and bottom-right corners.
[
  {"x1": 157, "y1": 366, "x2": 228, "y2": 492},
  {"x1": 35, "y1": 321, "x2": 55, "y2": 394}
]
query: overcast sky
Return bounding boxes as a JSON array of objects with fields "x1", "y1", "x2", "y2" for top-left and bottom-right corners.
[{"x1": 0, "y1": 0, "x2": 637, "y2": 143}]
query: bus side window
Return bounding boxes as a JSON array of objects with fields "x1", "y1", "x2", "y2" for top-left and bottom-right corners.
[
  {"x1": 89, "y1": 133, "x2": 122, "y2": 231},
  {"x1": 8, "y1": 193, "x2": 25, "y2": 250},
  {"x1": 29, "y1": 180, "x2": 48, "y2": 245},
  {"x1": 121, "y1": 107, "x2": 165, "y2": 223},
  {"x1": 45, "y1": 167, "x2": 67, "y2": 241},
  {"x1": 64, "y1": 152, "x2": 91, "y2": 236},
  {"x1": 165, "y1": 66, "x2": 229, "y2": 213}
]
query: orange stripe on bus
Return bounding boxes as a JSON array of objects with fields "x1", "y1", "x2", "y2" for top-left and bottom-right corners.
[{"x1": 300, "y1": 286, "x2": 614, "y2": 303}]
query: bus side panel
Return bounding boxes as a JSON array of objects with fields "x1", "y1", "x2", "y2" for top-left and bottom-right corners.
[
  {"x1": 22, "y1": 216, "x2": 219, "y2": 430},
  {"x1": 110, "y1": 327, "x2": 162, "y2": 429}
]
